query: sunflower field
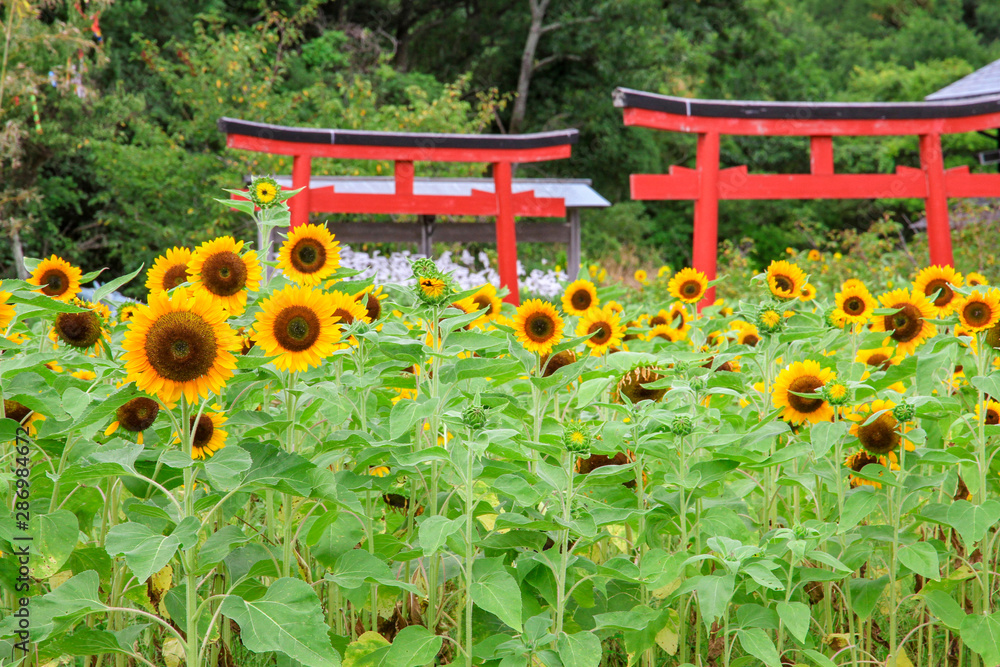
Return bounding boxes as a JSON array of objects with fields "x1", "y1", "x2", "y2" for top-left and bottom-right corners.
[{"x1": 3, "y1": 182, "x2": 1000, "y2": 667}]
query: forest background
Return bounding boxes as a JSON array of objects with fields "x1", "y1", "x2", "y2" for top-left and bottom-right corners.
[{"x1": 3, "y1": 0, "x2": 1000, "y2": 297}]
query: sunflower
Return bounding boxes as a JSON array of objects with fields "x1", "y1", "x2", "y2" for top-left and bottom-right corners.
[
  {"x1": 733, "y1": 321, "x2": 761, "y2": 347},
  {"x1": 4, "y1": 400, "x2": 44, "y2": 436},
  {"x1": 0, "y1": 284, "x2": 14, "y2": 332},
  {"x1": 105, "y1": 396, "x2": 160, "y2": 444},
  {"x1": 370, "y1": 465, "x2": 390, "y2": 477},
  {"x1": 967, "y1": 272, "x2": 989, "y2": 287},
  {"x1": 669, "y1": 268, "x2": 708, "y2": 304},
  {"x1": 54, "y1": 299, "x2": 108, "y2": 352},
  {"x1": 466, "y1": 284, "x2": 503, "y2": 326},
  {"x1": 328, "y1": 290, "x2": 371, "y2": 347},
  {"x1": 146, "y1": 247, "x2": 193, "y2": 293},
  {"x1": 835, "y1": 282, "x2": 877, "y2": 325},
  {"x1": 848, "y1": 399, "x2": 904, "y2": 455},
  {"x1": 871, "y1": 289, "x2": 937, "y2": 356},
  {"x1": 856, "y1": 347, "x2": 903, "y2": 372},
  {"x1": 955, "y1": 289, "x2": 1000, "y2": 332},
  {"x1": 249, "y1": 176, "x2": 280, "y2": 209},
  {"x1": 913, "y1": 265, "x2": 963, "y2": 316},
  {"x1": 29, "y1": 255, "x2": 82, "y2": 302},
  {"x1": 561, "y1": 280, "x2": 598, "y2": 315},
  {"x1": 634, "y1": 269, "x2": 648, "y2": 284},
  {"x1": 648, "y1": 324, "x2": 684, "y2": 343},
  {"x1": 668, "y1": 302, "x2": 691, "y2": 335},
  {"x1": 253, "y1": 285, "x2": 340, "y2": 372},
  {"x1": 354, "y1": 285, "x2": 389, "y2": 323},
  {"x1": 766, "y1": 260, "x2": 807, "y2": 300},
  {"x1": 772, "y1": 360, "x2": 835, "y2": 424},
  {"x1": 122, "y1": 286, "x2": 240, "y2": 405},
  {"x1": 800, "y1": 283, "x2": 817, "y2": 302},
  {"x1": 808, "y1": 249, "x2": 821, "y2": 261},
  {"x1": 513, "y1": 299, "x2": 565, "y2": 357},
  {"x1": 117, "y1": 303, "x2": 141, "y2": 324},
  {"x1": 187, "y1": 411, "x2": 227, "y2": 460},
  {"x1": 188, "y1": 236, "x2": 263, "y2": 316},
  {"x1": 540, "y1": 349, "x2": 576, "y2": 377},
  {"x1": 577, "y1": 305, "x2": 624, "y2": 355},
  {"x1": 976, "y1": 400, "x2": 1000, "y2": 425},
  {"x1": 648, "y1": 309, "x2": 670, "y2": 327},
  {"x1": 277, "y1": 223, "x2": 340, "y2": 286},
  {"x1": 845, "y1": 450, "x2": 899, "y2": 489},
  {"x1": 615, "y1": 366, "x2": 667, "y2": 404}
]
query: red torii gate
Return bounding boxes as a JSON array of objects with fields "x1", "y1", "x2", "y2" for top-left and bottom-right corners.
[
  {"x1": 218, "y1": 118, "x2": 579, "y2": 305},
  {"x1": 613, "y1": 88, "x2": 1000, "y2": 305}
]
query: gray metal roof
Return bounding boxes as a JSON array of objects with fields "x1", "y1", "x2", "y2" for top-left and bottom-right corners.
[
  {"x1": 926, "y1": 59, "x2": 1000, "y2": 101},
  {"x1": 262, "y1": 176, "x2": 610, "y2": 209}
]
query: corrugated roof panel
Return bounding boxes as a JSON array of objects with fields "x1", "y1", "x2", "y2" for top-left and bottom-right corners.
[
  {"x1": 264, "y1": 176, "x2": 611, "y2": 208},
  {"x1": 926, "y1": 59, "x2": 1000, "y2": 101}
]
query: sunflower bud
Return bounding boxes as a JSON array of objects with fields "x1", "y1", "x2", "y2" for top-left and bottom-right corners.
[
  {"x1": 415, "y1": 274, "x2": 453, "y2": 306},
  {"x1": 249, "y1": 176, "x2": 280, "y2": 209},
  {"x1": 892, "y1": 402, "x2": 916, "y2": 423},
  {"x1": 563, "y1": 421, "x2": 592, "y2": 454},
  {"x1": 463, "y1": 404, "x2": 488, "y2": 431},
  {"x1": 410, "y1": 257, "x2": 437, "y2": 277},
  {"x1": 824, "y1": 307, "x2": 847, "y2": 330},
  {"x1": 671, "y1": 414, "x2": 694, "y2": 436},
  {"x1": 822, "y1": 382, "x2": 850, "y2": 406},
  {"x1": 755, "y1": 304, "x2": 785, "y2": 334}
]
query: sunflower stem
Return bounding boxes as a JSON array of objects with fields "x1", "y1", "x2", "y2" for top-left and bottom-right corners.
[{"x1": 180, "y1": 397, "x2": 200, "y2": 667}]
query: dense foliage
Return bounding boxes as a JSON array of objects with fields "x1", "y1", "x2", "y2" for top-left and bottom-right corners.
[
  {"x1": 3, "y1": 187, "x2": 1000, "y2": 667},
  {"x1": 3, "y1": 0, "x2": 1000, "y2": 288}
]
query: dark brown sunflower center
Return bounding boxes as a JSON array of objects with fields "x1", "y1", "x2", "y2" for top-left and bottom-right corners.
[
  {"x1": 364, "y1": 294, "x2": 382, "y2": 321},
  {"x1": 571, "y1": 289, "x2": 593, "y2": 311},
  {"x1": 865, "y1": 353, "x2": 892, "y2": 372},
  {"x1": 473, "y1": 295, "x2": 494, "y2": 314},
  {"x1": 334, "y1": 308, "x2": 355, "y2": 325},
  {"x1": 587, "y1": 321, "x2": 612, "y2": 345},
  {"x1": 680, "y1": 280, "x2": 702, "y2": 298},
  {"x1": 672, "y1": 311, "x2": 686, "y2": 326},
  {"x1": 291, "y1": 238, "x2": 326, "y2": 274},
  {"x1": 162, "y1": 264, "x2": 189, "y2": 290},
  {"x1": 844, "y1": 296, "x2": 867, "y2": 315},
  {"x1": 619, "y1": 370, "x2": 666, "y2": 403},
  {"x1": 4, "y1": 400, "x2": 32, "y2": 424},
  {"x1": 924, "y1": 279, "x2": 954, "y2": 307},
  {"x1": 117, "y1": 397, "x2": 159, "y2": 432},
  {"x1": 190, "y1": 414, "x2": 214, "y2": 448},
  {"x1": 273, "y1": 305, "x2": 321, "y2": 352},
  {"x1": 649, "y1": 315, "x2": 668, "y2": 326},
  {"x1": 743, "y1": 333, "x2": 760, "y2": 347},
  {"x1": 858, "y1": 412, "x2": 900, "y2": 454},
  {"x1": 774, "y1": 275, "x2": 794, "y2": 293},
  {"x1": 144, "y1": 311, "x2": 219, "y2": 382},
  {"x1": 963, "y1": 300, "x2": 991, "y2": 327},
  {"x1": 40, "y1": 269, "x2": 68, "y2": 296},
  {"x1": 885, "y1": 303, "x2": 923, "y2": 343},
  {"x1": 55, "y1": 311, "x2": 102, "y2": 348},
  {"x1": 525, "y1": 313, "x2": 555, "y2": 342},
  {"x1": 787, "y1": 376, "x2": 825, "y2": 414},
  {"x1": 849, "y1": 451, "x2": 880, "y2": 473},
  {"x1": 201, "y1": 251, "x2": 247, "y2": 297},
  {"x1": 986, "y1": 409, "x2": 1000, "y2": 425},
  {"x1": 541, "y1": 349, "x2": 576, "y2": 377}
]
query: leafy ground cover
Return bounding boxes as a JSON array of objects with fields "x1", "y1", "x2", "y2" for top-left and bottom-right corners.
[{"x1": 2, "y1": 183, "x2": 1000, "y2": 667}]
